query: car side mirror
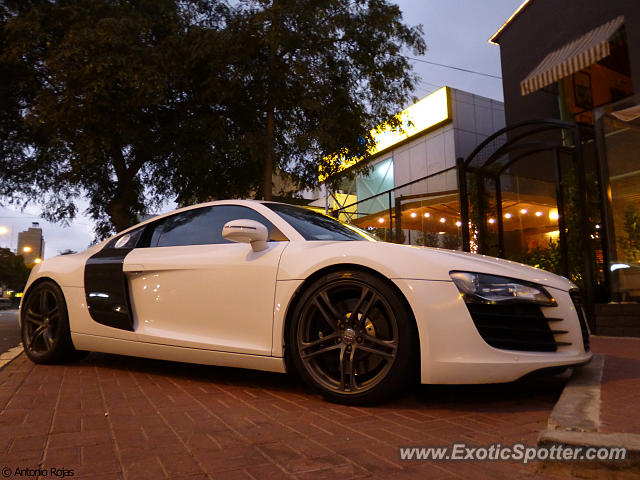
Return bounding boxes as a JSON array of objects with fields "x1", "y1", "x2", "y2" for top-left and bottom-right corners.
[{"x1": 222, "y1": 219, "x2": 269, "y2": 252}]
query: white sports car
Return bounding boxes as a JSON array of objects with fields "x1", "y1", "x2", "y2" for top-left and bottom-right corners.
[{"x1": 20, "y1": 200, "x2": 592, "y2": 404}]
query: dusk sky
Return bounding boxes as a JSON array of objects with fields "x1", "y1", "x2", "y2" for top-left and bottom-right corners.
[{"x1": 0, "y1": 0, "x2": 524, "y2": 258}]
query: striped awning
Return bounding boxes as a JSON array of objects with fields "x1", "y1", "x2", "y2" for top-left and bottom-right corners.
[{"x1": 520, "y1": 16, "x2": 624, "y2": 96}]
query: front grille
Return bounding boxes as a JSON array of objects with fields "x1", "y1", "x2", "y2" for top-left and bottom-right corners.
[
  {"x1": 569, "y1": 289, "x2": 590, "y2": 351},
  {"x1": 466, "y1": 303, "x2": 567, "y2": 352}
]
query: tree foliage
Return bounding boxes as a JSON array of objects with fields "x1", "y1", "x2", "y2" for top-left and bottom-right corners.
[
  {"x1": 1, "y1": 0, "x2": 424, "y2": 237},
  {"x1": 0, "y1": 247, "x2": 30, "y2": 291},
  {"x1": 225, "y1": 0, "x2": 425, "y2": 198}
]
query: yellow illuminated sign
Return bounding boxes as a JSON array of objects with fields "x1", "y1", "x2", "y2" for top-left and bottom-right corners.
[{"x1": 319, "y1": 87, "x2": 451, "y2": 181}]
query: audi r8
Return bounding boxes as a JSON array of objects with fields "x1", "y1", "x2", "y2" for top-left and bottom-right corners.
[{"x1": 20, "y1": 200, "x2": 592, "y2": 404}]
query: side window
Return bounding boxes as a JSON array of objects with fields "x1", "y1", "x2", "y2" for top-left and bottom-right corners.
[
  {"x1": 106, "y1": 226, "x2": 145, "y2": 249},
  {"x1": 142, "y1": 205, "x2": 286, "y2": 248}
]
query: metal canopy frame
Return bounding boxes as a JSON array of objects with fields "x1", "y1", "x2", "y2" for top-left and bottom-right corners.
[{"x1": 457, "y1": 119, "x2": 604, "y2": 329}]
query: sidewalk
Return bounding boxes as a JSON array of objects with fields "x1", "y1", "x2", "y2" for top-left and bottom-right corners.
[
  {"x1": 592, "y1": 336, "x2": 640, "y2": 435},
  {"x1": 537, "y1": 336, "x2": 640, "y2": 478},
  {"x1": 0, "y1": 336, "x2": 637, "y2": 479}
]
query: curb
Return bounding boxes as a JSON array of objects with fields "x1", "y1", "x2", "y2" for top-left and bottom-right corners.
[
  {"x1": 547, "y1": 354, "x2": 603, "y2": 432},
  {"x1": 0, "y1": 345, "x2": 24, "y2": 370},
  {"x1": 537, "y1": 352, "x2": 640, "y2": 475}
]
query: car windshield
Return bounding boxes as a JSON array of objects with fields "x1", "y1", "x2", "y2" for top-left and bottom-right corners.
[{"x1": 265, "y1": 203, "x2": 374, "y2": 241}]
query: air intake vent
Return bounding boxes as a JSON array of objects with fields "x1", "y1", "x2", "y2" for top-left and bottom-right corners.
[{"x1": 466, "y1": 303, "x2": 564, "y2": 352}]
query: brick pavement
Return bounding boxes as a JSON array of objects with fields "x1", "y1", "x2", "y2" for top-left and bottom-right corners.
[
  {"x1": 591, "y1": 336, "x2": 640, "y2": 435},
  {"x1": 0, "y1": 350, "x2": 605, "y2": 479}
]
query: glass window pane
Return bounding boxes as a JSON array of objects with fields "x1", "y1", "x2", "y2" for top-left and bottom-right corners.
[
  {"x1": 145, "y1": 205, "x2": 281, "y2": 247},
  {"x1": 265, "y1": 203, "x2": 368, "y2": 241}
]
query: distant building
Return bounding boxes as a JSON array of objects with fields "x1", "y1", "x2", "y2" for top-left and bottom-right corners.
[{"x1": 17, "y1": 222, "x2": 45, "y2": 265}]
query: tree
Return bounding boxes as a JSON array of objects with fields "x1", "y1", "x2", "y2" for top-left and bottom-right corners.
[
  {"x1": 221, "y1": 0, "x2": 425, "y2": 199},
  {"x1": 0, "y1": 247, "x2": 30, "y2": 291},
  {"x1": 0, "y1": 0, "x2": 234, "y2": 237},
  {"x1": 0, "y1": 2, "x2": 33, "y2": 196},
  {"x1": 1, "y1": 0, "x2": 424, "y2": 235},
  {"x1": 620, "y1": 204, "x2": 640, "y2": 264}
]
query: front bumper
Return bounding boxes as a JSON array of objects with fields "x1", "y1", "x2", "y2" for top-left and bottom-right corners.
[{"x1": 392, "y1": 279, "x2": 593, "y2": 384}]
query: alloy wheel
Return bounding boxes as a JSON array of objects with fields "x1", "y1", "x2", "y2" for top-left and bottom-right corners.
[
  {"x1": 296, "y1": 279, "x2": 399, "y2": 395},
  {"x1": 23, "y1": 286, "x2": 60, "y2": 355}
]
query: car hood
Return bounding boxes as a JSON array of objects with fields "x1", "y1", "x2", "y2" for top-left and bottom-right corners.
[
  {"x1": 413, "y1": 246, "x2": 574, "y2": 290},
  {"x1": 278, "y1": 241, "x2": 575, "y2": 292}
]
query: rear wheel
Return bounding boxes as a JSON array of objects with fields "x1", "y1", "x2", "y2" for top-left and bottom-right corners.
[
  {"x1": 21, "y1": 281, "x2": 87, "y2": 364},
  {"x1": 289, "y1": 270, "x2": 416, "y2": 405}
]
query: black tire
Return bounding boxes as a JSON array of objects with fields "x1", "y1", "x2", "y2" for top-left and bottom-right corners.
[
  {"x1": 21, "y1": 280, "x2": 87, "y2": 364},
  {"x1": 288, "y1": 270, "x2": 416, "y2": 405}
]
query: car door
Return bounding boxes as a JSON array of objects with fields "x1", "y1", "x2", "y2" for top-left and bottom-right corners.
[{"x1": 123, "y1": 204, "x2": 289, "y2": 356}]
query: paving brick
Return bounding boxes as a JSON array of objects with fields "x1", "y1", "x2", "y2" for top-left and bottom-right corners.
[
  {"x1": 122, "y1": 456, "x2": 167, "y2": 479},
  {"x1": 157, "y1": 453, "x2": 202, "y2": 476},
  {"x1": 47, "y1": 431, "x2": 112, "y2": 450},
  {"x1": 51, "y1": 412, "x2": 83, "y2": 434},
  {"x1": 44, "y1": 445, "x2": 82, "y2": 465},
  {"x1": 8, "y1": 434, "x2": 48, "y2": 455},
  {"x1": 244, "y1": 462, "x2": 291, "y2": 480},
  {"x1": 2, "y1": 342, "x2": 635, "y2": 479},
  {"x1": 293, "y1": 463, "x2": 373, "y2": 480}
]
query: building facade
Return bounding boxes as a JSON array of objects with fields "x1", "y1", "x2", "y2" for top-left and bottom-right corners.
[
  {"x1": 317, "y1": 87, "x2": 505, "y2": 249},
  {"x1": 318, "y1": 1, "x2": 640, "y2": 333},
  {"x1": 17, "y1": 222, "x2": 45, "y2": 265},
  {"x1": 469, "y1": 0, "x2": 640, "y2": 332}
]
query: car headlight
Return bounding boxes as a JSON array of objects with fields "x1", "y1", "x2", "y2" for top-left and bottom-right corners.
[{"x1": 450, "y1": 271, "x2": 557, "y2": 306}]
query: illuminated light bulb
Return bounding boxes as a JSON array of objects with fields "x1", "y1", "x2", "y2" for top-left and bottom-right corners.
[
  {"x1": 520, "y1": 209, "x2": 528, "y2": 214},
  {"x1": 455, "y1": 221, "x2": 462, "y2": 227},
  {"x1": 504, "y1": 213, "x2": 512, "y2": 219},
  {"x1": 410, "y1": 212, "x2": 417, "y2": 218},
  {"x1": 34, "y1": 258, "x2": 42, "y2": 264},
  {"x1": 424, "y1": 212, "x2": 430, "y2": 218},
  {"x1": 488, "y1": 218, "x2": 496, "y2": 224},
  {"x1": 535, "y1": 211, "x2": 543, "y2": 217},
  {"x1": 549, "y1": 209, "x2": 559, "y2": 221},
  {"x1": 23, "y1": 246, "x2": 32, "y2": 253},
  {"x1": 440, "y1": 217, "x2": 446, "y2": 223},
  {"x1": 378, "y1": 217, "x2": 385, "y2": 223},
  {"x1": 0, "y1": 226, "x2": 8, "y2": 235}
]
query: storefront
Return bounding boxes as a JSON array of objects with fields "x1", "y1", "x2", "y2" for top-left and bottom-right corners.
[
  {"x1": 316, "y1": 1, "x2": 640, "y2": 333},
  {"x1": 315, "y1": 86, "x2": 505, "y2": 248},
  {"x1": 476, "y1": 0, "x2": 640, "y2": 331}
]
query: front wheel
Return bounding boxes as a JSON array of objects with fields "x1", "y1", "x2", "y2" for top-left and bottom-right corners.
[
  {"x1": 288, "y1": 270, "x2": 416, "y2": 405},
  {"x1": 21, "y1": 281, "x2": 87, "y2": 364}
]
